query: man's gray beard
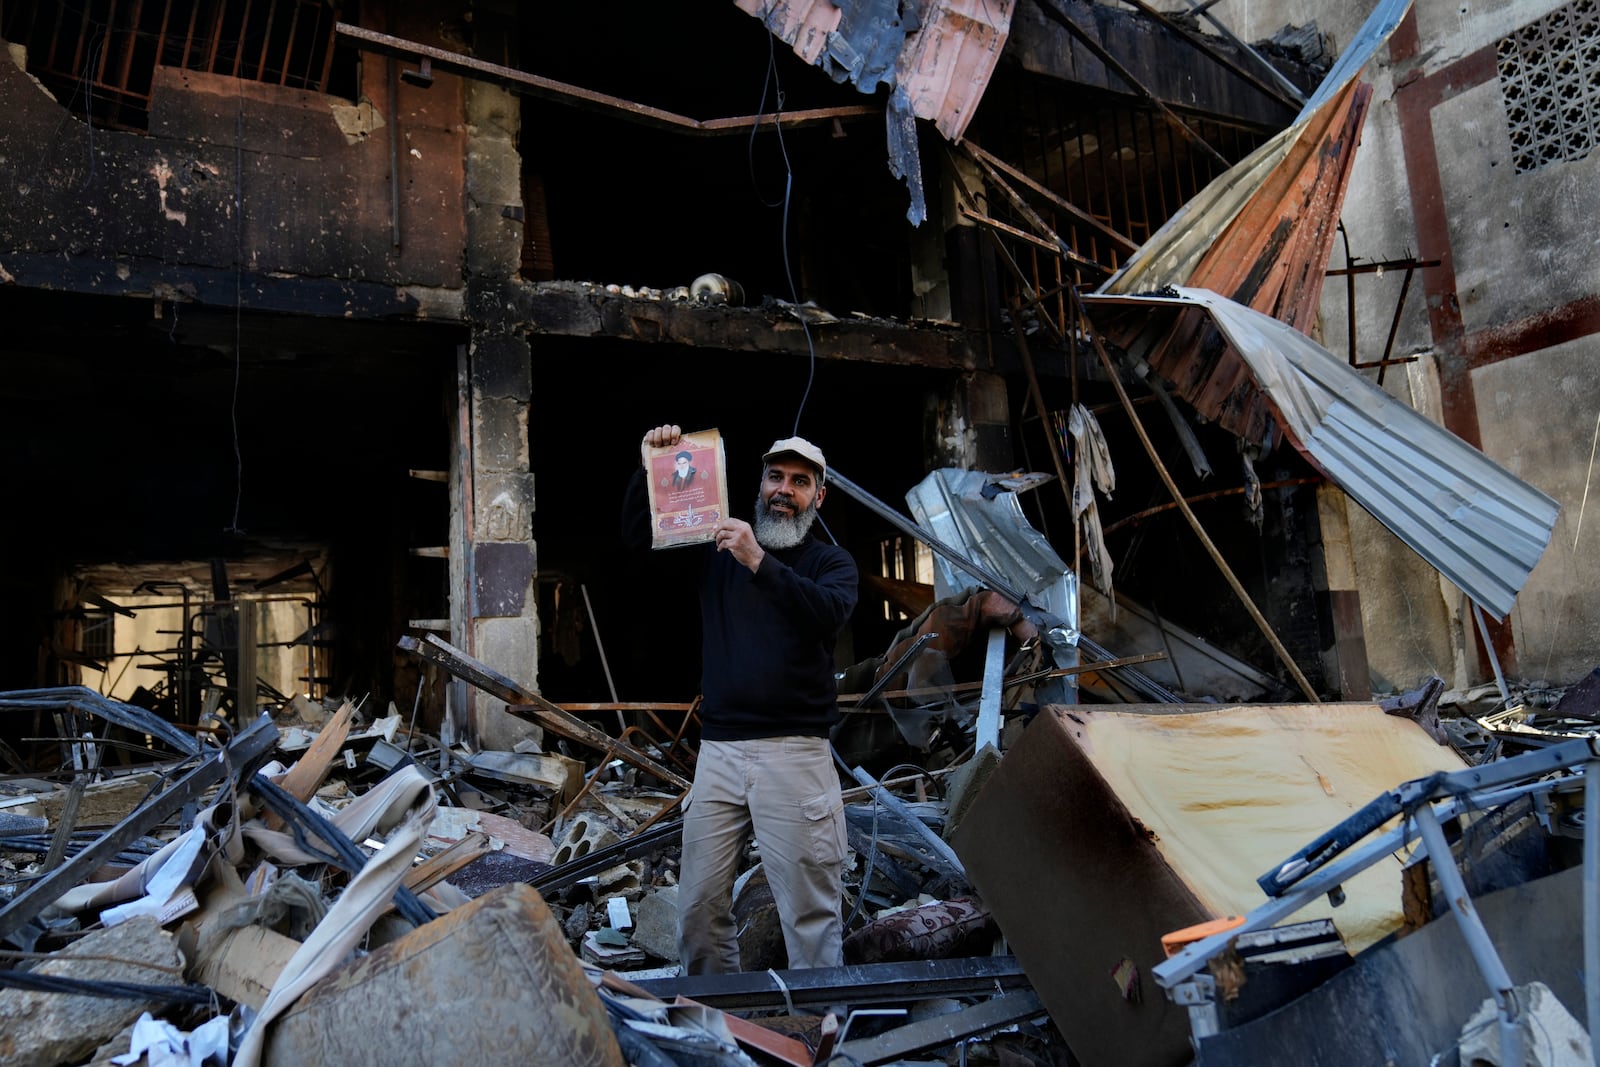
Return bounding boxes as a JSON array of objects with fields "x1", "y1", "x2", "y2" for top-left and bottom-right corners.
[{"x1": 753, "y1": 495, "x2": 818, "y2": 550}]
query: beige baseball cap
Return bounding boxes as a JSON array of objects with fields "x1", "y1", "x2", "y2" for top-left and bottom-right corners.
[{"x1": 761, "y1": 436, "x2": 827, "y2": 481}]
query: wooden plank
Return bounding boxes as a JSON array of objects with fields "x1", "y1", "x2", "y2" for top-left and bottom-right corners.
[
  {"x1": 405, "y1": 831, "x2": 492, "y2": 893},
  {"x1": 264, "y1": 700, "x2": 355, "y2": 831},
  {"x1": 1330, "y1": 589, "x2": 1373, "y2": 701}
]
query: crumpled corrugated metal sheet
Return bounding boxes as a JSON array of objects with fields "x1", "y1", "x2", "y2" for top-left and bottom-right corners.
[
  {"x1": 1098, "y1": 0, "x2": 1411, "y2": 299},
  {"x1": 905, "y1": 468, "x2": 1080, "y2": 633},
  {"x1": 1082, "y1": 287, "x2": 1561, "y2": 619}
]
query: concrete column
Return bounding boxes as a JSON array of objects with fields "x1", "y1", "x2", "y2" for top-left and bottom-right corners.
[
  {"x1": 451, "y1": 71, "x2": 542, "y2": 751},
  {"x1": 1315, "y1": 484, "x2": 1372, "y2": 700},
  {"x1": 926, "y1": 371, "x2": 1013, "y2": 474}
]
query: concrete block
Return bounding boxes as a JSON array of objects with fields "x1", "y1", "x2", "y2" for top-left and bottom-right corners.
[
  {"x1": 464, "y1": 84, "x2": 520, "y2": 144},
  {"x1": 630, "y1": 885, "x2": 680, "y2": 962},
  {"x1": 1457, "y1": 981, "x2": 1591, "y2": 1067},
  {"x1": 467, "y1": 140, "x2": 523, "y2": 204},
  {"x1": 552, "y1": 815, "x2": 621, "y2": 867},
  {"x1": 263, "y1": 884, "x2": 623, "y2": 1066},
  {"x1": 470, "y1": 394, "x2": 529, "y2": 472},
  {"x1": 469, "y1": 335, "x2": 532, "y2": 399},
  {"x1": 474, "y1": 541, "x2": 535, "y2": 616},
  {"x1": 475, "y1": 471, "x2": 535, "y2": 542},
  {"x1": 0, "y1": 916, "x2": 182, "y2": 1067},
  {"x1": 469, "y1": 615, "x2": 542, "y2": 752}
]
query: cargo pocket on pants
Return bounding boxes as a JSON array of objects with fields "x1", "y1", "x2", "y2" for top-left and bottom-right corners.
[{"x1": 799, "y1": 792, "x2": 846, "y2": 865}]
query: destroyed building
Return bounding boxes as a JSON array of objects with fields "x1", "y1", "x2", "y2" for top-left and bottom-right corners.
[{"x1": 1, "y1": 0, "x2": 1598, "y2": 1064}]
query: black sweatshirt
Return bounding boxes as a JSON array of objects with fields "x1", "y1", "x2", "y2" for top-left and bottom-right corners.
[{"x1": 623, "y1": 469, "x2": 859, "y2": 740}]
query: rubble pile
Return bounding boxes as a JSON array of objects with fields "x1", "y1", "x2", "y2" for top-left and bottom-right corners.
[{"x1": 0, "y1": 624, "x2": 1595, "y2": 1065}]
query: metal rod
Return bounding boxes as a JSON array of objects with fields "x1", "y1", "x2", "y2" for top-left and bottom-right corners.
[
  {"x1": 335, "y1": 22, "x2": 875, "y2": 136},
  {"x1": 1413, "y1": 805, "x2": 1524, "y2": 1067},
  {"x1": 1341, "y1": 222, "x2": 1358, "y2": 366},
  {"x1": 1176, "y1": 0, "x2": 1309, "y2": 106},
  {"x1": 580, "y1": 584, "x2": 626, "y2": 734},
  {"x1": 1587, "y1": 759, "x2": 1599, "y2": 1067},
  {"x1": 1472, "y1": 601, "x2": 1512, "y2": 707},
  {"x1": 961, "y1": 141, "x2": 1138, "y2": 253},
  {"x1": 1033, "y1": 0, "x2": 1230, "y2": 169},
  {"x1": 1100, "y1": 477, "x2": 1321, "y2": 536},
  {"x1": 1076, "y1": 295, "x2": 1320, "y2": 702},
  {"x1": 1377, "y1": 264, "x2": 1418, "y2": 388},
  {"x1": 1324, "y1": 257, "x2": 1442, "y2": 276}
]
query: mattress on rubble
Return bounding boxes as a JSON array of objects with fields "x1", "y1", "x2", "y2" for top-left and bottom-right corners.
[{"x1": 950, "y1": 701, "x2": 1468, "y2": 1067}]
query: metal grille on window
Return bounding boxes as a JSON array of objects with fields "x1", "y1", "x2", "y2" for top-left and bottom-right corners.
[
  {"x1": 0, "y1": 0, "x2": 348, "y2": 132},
  {"x1": 81, "y1": 612, "x2": 115, "y2": 664},
  {"x1": 1497, "y1": 0, "x2": 1600, "y2": 173}
]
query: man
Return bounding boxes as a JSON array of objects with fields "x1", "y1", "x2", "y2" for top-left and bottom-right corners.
[
  {"x1": 622, "y1": 424, "x2": 858, "y2": 975},
  {"x1": 670, "y1": 450, "x2": 698, "y2": 490}
]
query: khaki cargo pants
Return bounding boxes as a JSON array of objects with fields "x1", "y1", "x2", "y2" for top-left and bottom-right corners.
[{"x1": 676, "y1": 736, "x2": 847, "y2": 975}]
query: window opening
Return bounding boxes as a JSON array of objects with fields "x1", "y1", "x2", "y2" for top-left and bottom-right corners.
[
  {"x1": 1498, "y1": 0, "x2": 1600, "y2": 173},
  {"x1": 2, "y1": 0, "x2": 351, "y2": 131}
]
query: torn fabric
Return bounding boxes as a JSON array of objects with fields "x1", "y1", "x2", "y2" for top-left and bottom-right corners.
[
  {"x1": 1067, "y1": 404, "x2": 1115, "y2": 598},
  {"x1": 738, "y1": 0, "x2": 1015, "y2": 223}
]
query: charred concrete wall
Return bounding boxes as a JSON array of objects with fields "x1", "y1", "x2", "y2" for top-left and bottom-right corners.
[
  {"x1": 0, "y1": 13, "x2": 545, "y2": 721},
  {"x1": 0, "y1": 43, "x2": 466, "y2": 314}
]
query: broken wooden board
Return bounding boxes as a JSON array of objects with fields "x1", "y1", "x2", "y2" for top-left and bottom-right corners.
[{"x1": 264, "y1": 700, "x2": 355, "y2": 831}]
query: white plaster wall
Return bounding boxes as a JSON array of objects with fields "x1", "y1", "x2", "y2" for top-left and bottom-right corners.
[
  {"x1": 1475, "y1": 339, "x2": 1600, "y2": 683},
  {"x1": 1321, "y1": 0, "x2": 1596, "y2": 688},
  {"x1": 1435, "y1": 81, "x2": 1600, "y2": 330}
]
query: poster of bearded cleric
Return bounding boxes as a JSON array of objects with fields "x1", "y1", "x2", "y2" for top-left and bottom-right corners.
[{"x1": 642, "y1": 428, "x2": 728, "y2": 549}]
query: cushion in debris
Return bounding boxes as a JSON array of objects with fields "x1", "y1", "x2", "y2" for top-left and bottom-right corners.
[{"x1": 842, "y1": 896, "x2": 994, "y2": 964}]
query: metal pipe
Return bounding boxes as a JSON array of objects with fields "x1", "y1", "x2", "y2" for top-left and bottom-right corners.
[
  {"x1": 580, "y1": 584, "x2": 625, "y2": 734},
  {"x1": 1586, "y1": 759, "x2": 1598, "y2": 1067},
  {"x1": 1413, "y1": 805, "x2": 1524, "y2": 1067},
  {"x1": 1176, "y1": 0, "x2": 1309, "y2": 106},
  {"x1": 1472, "y1": 601, "x2": 1512, "y2": 707}
]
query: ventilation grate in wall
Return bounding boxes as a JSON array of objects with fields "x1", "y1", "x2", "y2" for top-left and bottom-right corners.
[{"x1": 1498, "y1": 0, "x2": 1600, "y2": 173}]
